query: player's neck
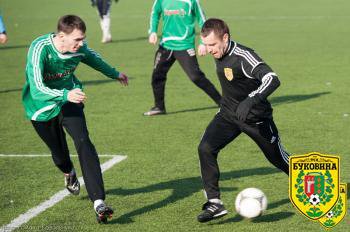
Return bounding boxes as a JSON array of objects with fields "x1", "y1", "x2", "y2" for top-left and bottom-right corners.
[
  {"x1": 52, "y1": 35, "x2": 67, "y2": 54},
  {"x1": 223, "y1": 40, "x2": 230, "y2": 55}
]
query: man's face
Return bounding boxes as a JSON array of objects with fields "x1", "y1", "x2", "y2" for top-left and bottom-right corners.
[
  {"x1": 201, "y1": 31, "x2": 229, "y2": 59},
  {"x1": 59, "y1": 29, "x2": 85, "y2": 53}
]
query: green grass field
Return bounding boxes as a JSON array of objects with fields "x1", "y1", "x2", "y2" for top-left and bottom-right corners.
[{"x1": 0, "y1": 0, "x2": 349, "y2": 231}]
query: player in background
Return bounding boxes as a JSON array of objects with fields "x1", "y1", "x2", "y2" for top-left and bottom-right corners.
[
  {"x1": 144, "y1": 0, "x2": 221, "y2": 116},
  {"x1": 91, "y1": 0, "x2": 119, "y2": 43},
  {"x1": 196, "y1": 18, "x2": 290, "y2": 223},
  {"x1": 22, "y1": 15, "x2": 128, "y2": 223},
  {"x1": 0, "y1": 13, "x2": 8, "y2": 44}
]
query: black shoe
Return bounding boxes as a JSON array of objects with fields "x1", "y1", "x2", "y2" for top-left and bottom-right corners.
[
  {"x1": 143, "y1": 106, "x2": 166, "y2": 116},
  {"x1": 197, "y1": 201, "x2": 228, "y2": 223},
  {"x1": 64, "y1": 169, "x2": 80, "y2": 195},
  {"x1": 95, "y1": 203, "x2": 114, "y2": 224}
]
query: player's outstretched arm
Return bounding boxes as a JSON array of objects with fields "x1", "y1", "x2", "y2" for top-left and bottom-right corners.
[{"x1": 117, "y1": 72, "x2": 129, "y2": 86}]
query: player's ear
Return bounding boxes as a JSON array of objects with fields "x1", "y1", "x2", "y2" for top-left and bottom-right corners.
[
  {"x1": 223, "y1": 33, "x2": 229, "y2": 43},
  {"x1": 56, "y1": 31, "x2": 66, "y2": 40}
]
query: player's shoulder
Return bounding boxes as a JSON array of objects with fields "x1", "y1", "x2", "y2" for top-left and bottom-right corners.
[
  {"x1": 232, "y1": 42, "x2": 263, "y2": 66},
  {"x1": 31, "y1": 33, "x2": 51, "y2": 45},
  {"x1": 29, "y1": 33, "x2": 52, "y2": 51},
  {"x1": 235, "y1": 43, "x2": 256, "y2": 56}
]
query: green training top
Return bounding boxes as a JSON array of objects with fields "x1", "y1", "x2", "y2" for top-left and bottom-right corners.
[
  {"x1": 22, "y1": 33, "x2": 120, "y2": 122},
  {"x1": 149, "y1": 0, "x2": 206, "y2": 51}
]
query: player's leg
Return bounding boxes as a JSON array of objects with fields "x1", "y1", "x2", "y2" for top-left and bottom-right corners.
[
  {"x1": 96, "y1": 0, "x2": 112, "y2": 43},
  {"x1": 174, "y1": 49, "x2": 221, "y2": 106},
  {"x1": 31, "y1": 118, "x2": 80, "y2": 195},
  {"x1": 197, "y1": 113, "x2": 241, "y2": 222},
  {"x1": 144, "y1": 46, "x2": 176, "y2": 116},
  {"x1": 60, "y1": 103, "x2": 113, "y2": 222},
  {"x1": 242, "y1": 118, "x2": 290, "y2": 175}
]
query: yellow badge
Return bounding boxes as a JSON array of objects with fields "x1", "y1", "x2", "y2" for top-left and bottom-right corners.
[
  {"x1": 224, "y1": 68, "x2": 234, "y2": 81},
  {"x1": 289, "y1": 152, "x2": 340, "y2": 220},
  {"x1": 319, "y1": 183, "x2": 347, "y2": 228}
]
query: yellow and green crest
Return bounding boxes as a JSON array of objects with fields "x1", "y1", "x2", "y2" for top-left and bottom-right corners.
[
  {"x1": 289, "y1": 152, "x2": 340, "y2": 220},
  {"x1": 318, "y1": 183, "x2": 347, "y2": 228}
]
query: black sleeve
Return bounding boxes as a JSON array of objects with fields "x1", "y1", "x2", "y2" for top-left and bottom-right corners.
[
  {"x1": 249, "y1": 63, "x2": 280, "y2": 100},
  {"x1": 240, "y1": 51, "x2": 280, "y2": 101}
]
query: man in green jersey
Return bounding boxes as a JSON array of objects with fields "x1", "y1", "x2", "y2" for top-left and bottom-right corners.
[
  {"x1": 22, "y1": 15, "x2": 128, "y2": 223},
  {"x1": 143, "y1": 0, "x2": 221, "y2": 116}
]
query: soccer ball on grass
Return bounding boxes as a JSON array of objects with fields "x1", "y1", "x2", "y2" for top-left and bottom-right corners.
[{"x1": 235, "y1": 187, "x2": 268, "y2": 218}]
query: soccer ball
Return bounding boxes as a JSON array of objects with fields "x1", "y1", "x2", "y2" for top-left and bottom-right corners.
[{"x1": 235, "y1": 187, "x2": 268, "y2": 218}]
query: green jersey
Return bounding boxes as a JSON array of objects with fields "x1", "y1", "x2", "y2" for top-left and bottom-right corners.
[
  {"x1": 22, "y1": 33, "x2": 120, "y2": 121},
  {"x1": 149, "y1": 0, "x2": 206, "y2": 51}
]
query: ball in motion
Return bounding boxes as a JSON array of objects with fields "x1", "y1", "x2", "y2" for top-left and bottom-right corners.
[{"x1": 235, "y1": 187, "x2": 268, "y2": 218}]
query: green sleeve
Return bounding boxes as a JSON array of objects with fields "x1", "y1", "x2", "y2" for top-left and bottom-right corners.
[
  {"x1": 193, "y1": 0, "x2": 206, "y2": 44},
  {"x1": 80, "y1": 43, "x2": 120, "y2": 79},
  {"x1": 26, "y1": 42, "x2": 69, "y2": 103},
  {"x1": 194, "y1": 0, "x2": 206, "y2": 28},
  {"x1": 148, "y1": 0, "x2": 162, "y2": 34}
]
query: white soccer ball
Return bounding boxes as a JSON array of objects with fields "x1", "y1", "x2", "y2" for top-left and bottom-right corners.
[{"x1": 235, "y1": 187, "x2": 268, "y2": 218}]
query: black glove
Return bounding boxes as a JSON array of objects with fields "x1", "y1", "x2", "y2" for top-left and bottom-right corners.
[{"x1": 236, "y1": 96, "x2": 260, "y2": 122}]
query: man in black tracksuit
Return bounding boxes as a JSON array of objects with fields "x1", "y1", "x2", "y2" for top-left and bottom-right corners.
[{"x1": 196, "y1": 18, "x2": 290, "y2": 223}]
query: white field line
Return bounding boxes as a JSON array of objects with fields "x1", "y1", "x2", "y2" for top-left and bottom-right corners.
[
  {"x1": 0, "y1": 155, "x2": 127, "y2": 232},
  {"x1": 0, "y1": 154, "x2": 119, "y2": 157}
]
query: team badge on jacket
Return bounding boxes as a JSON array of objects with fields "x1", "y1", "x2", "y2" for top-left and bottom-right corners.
[
  {"x1": 224, "y1": 68, "x2": 234, "y2": 81},
  {"x1": 289, "y1": 152, "x2": 340, "y2": 220},
  {"x1": 318, "y1": 183, "x2": 347, "y2": 228}
]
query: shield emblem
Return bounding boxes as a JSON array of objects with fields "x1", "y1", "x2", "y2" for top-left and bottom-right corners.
[
  {"x1": 224, "y1": 68, "x2": 234, "y2": 81},
  {"x1": 304, "y1": 174, "x2": 325, "y2": 197},
  {"x1": 289, "y1": 152, "x2": 340, "y2": 220},
  {"x1": 319, "y1": 183, "x2": 347, "y2": 228}
]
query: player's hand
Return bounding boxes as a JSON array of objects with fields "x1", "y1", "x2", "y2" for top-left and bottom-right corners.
[
  {"x1": 197, "y1": 44, "x2": 207, "y2": 56},
  {"x1": 117, "y1": 72, "x2": 129, "y2": 86},
  {"x1": 149, "y1": 32, "x2": 158, "y2": 45},
  {"x1": 236, "y1": 96, "x2": 258, "y2": 122},
  {"x1": 67, "y1": 88, "x2": 86, "y2": 103},
  {"x1": 0, "y1": 33, "x2": 8, "y2": 44}
]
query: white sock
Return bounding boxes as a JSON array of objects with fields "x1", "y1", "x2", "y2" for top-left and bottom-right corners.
[
  {"x1": 94, "y1": 199, "x2": 104, "y2": 210},
  {"x1": 101, "y1": 15, "x2": 111, "y2": 38},
  {"x1": 209, "y1": 198, "x2": 223, "y2": 205}
]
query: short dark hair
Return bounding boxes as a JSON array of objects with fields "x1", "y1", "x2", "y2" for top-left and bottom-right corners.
[
  {"x1": 201, "y1": 18, "x2": 230, "y2": 39},
  {"x1": 57, "y1": 15, "x2": 86, "y2": 34}
]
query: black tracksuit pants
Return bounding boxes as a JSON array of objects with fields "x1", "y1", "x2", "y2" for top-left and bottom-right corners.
[
  {"x1": 31, "y1": 103, "x2": 105, "y2": 202},
  {"x1": 198, "y1": 112, "x2": 289, "y2": 200},
  {"x1": 152, "y1": 46, "x2": 222, "y2": 110}
]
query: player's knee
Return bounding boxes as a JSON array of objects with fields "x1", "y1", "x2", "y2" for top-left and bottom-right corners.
[
  {"x1": 188, "y1": 72, "x2": 202, "y2": 83},
  {"x1": 198, "y1": 141, "x2": 214, "y2": 157},
  {"x1": 73, "y1": 135, "x2": 92, "y2": 148}
]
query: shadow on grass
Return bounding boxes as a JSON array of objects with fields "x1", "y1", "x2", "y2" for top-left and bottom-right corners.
[
  {"x1": 0, "y1": 36, "x2": 148, "y2": 51},
  {"x1": 106, "y1": 167, "x2": 282, "y2": 224},
  {"x1": 167, "y1": 106, "x2": 218, "y2": 115},
  {"x1": 155, "y1": 92, "x2": 331, "y2": 115},
  {"x1": 270, "y1": 92, "x2": 330, "y2": 106},
  {"x1": 109, "y1": 36, "x2": 148, "y2": 44},
  {"x1": 211, "y1": 198, "x2": 293, "y2": 225},
  {"x1": 0, "y1": 44, "x2": 29, "y2": 50},
  {"x1": 0, "y1": 77, "x2": 134, "y2": 94}
]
